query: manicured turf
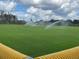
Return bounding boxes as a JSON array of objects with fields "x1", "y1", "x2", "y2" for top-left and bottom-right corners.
[{"x1": 0, "y1": 25, "x2": 79, "y2": 57}]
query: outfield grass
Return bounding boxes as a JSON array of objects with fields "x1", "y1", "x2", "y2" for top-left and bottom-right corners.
[{"x1": 0, "y1": 25, "x2": 79, "y2": 57}]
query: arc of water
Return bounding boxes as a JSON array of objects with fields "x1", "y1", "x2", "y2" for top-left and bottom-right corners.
[{"x1": 45, "y1": 20, "x2": 62, "y2": 29}]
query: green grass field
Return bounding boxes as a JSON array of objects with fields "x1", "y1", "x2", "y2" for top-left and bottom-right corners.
[{"x1": 0, "y1": 25, "x2": 79, "y2": 57}]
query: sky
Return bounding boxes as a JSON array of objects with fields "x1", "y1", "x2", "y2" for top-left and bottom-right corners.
[{"x1": 0, "y1": 0, "x2": 79, "y2": 21}]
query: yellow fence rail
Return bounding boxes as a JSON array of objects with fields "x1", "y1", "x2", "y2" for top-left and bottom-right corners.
[
  {"x1": 0, "y1": 43, "x2": 79, "y2": 59},
  {"x1": 0, "y1": 43, "x2": 32, "y2": 59},
  {"x1": 35, "y1": 47, "x2": 79, "y2": 59}
]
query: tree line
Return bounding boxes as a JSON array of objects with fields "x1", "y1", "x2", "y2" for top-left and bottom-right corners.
[
  {"x1": 48, "y1": 19, "x2": 79, "y2": 26},
  {"x1": 1, "y1": 10, "x2": 79, "y2": 26},
  {"x1": 0, "y1": 11, "x2": 26, "y2": 24}
]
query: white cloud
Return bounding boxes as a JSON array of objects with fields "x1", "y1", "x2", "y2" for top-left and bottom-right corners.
[
  {"x1": 11, "y1": 11, "x2": 26, "y2": 20},
  {"x1": 27, "y1": 7, "x2": 38, "y2": 14},
  {"x1": 17, "y1": 0, "x2": 70, "y2": 10},
  {"x1": 25, "y1": 7, "x2": 64, "y2": 22},
  {"x1": 26, "y1": 7, "x2": 52, "y2": 21},
  {"x1": 67, "y1": 11, "x2": 76, "y2": 18},
  {"x1": 0, "y1": 1, "x2": 16, "y2": 12},
  {"x1": 33, "y1": 0, "x2": 41, "y2": 4},
  {"x1": 1, "y1": 0, "x2": 79, "y2": 21},
  {"x1": 17, "y1": 0, "x2": 79, "y2": 18}
]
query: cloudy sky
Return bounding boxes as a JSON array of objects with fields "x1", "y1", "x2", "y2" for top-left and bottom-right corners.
[{"x1": 0, "y1": 0, "x2": 79, "y2": 21}]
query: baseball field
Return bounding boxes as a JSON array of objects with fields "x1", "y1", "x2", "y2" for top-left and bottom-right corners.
[{"x1": 0, "y1": 25, "x2": 79, "y2": 57}]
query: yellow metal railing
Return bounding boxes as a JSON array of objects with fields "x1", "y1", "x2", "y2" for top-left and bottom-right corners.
[
  {"x1": 34, "y1": 47, "x2": 79, "y2": 59},
  {"x1": 0, "y1": 43, "x2": 32, "y2": 59},
  {"x1": 0, "y1": 43, "x2": 79, "y2": 59}
]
